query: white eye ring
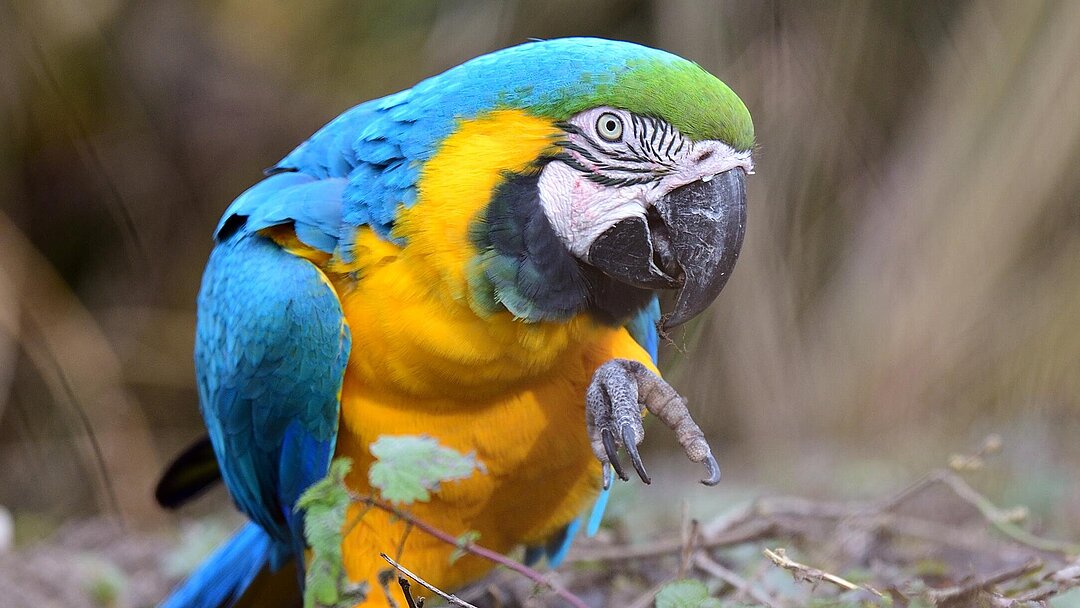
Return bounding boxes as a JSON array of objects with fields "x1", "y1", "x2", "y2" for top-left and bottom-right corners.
[{"x1": 595, "y1": 112, "x2": 624, "y2": 142}]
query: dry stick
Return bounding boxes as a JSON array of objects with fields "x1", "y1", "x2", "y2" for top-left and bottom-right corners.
[
  {"x1": 359, "y1": 495, "x2": 590, "y2": 608},
  {"x1": 933, "y1": 471, "x2": 1080, "y2": 555},
  {"x1": 877, "y1": 436, "x2": 1078, "y2": 555},
  {"x1": 677, "y1": 514, "x2": 699, "y2": 579},
  {"x1": 765, "y1": 470, "x2": 1078, "y2": 557},
  {"x1": 381, "y1": 554, "x2": 476, "y2": 608},
  {"x1": 764, "y1": 547, "x2": 884, "y2": 598},
  {"x1": 876, "y1": 434, "x2": 1001, "y2": 512},
  {"x1": 747, "y1": 494, "x2": 1039, "y2": 558},
  {"x1": 925, "y1": 557, "x2": 1043, "y2": 605},
  {"x1": 1014, "y1": 559, "x2": 1080, "y2": 602},
  {"x1": 569, "y1": 520, "x2": 775, "y2": 562},
  {"x1": 694, "y1": 553, "x2": 782, "y2": 608}
]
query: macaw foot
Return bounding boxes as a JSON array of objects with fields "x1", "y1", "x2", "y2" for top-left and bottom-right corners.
[{"x1": 586, "y1": 359, "x2": 721, "y2": 489}]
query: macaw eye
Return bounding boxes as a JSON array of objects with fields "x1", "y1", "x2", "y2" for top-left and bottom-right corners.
[{"x1": 596, "y1": 112, "x2": 624, "y2": 142}]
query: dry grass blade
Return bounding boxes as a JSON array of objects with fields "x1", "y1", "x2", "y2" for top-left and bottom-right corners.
[{"x1": 0, "y1": 212, "x2": 162, "y2": 523}]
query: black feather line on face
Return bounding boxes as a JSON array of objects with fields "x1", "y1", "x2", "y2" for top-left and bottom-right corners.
[
  {"x1": 555, "y1": 114, "x2": 685, "y2": 187},
  {"x1": 556, "y1": 140, "x2": 606, "y2": 166},
  {"x1": 473, "y1": 172, "x2": 654, "y2": 325}
]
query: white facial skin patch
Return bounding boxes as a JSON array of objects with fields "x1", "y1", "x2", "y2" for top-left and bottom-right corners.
[
  {"x1": 538, "y1": 106, "x2": 753, "y2": 259},
  {"x1": 539, "y1": 161, "x2": 650, "y2": 258}
]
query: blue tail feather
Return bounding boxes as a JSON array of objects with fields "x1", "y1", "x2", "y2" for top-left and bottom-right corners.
[
  {"x1": 586, "y1": 476, "x2": 612, "y2": 537},
  {"x1": 160, "y1": 523, "x2": 278, "y2": 608},
  {"x1": 545, "y1": 517, "x2": 582, "y2": 568}
]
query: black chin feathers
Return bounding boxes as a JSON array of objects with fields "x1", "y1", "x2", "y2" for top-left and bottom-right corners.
[{"x1": 471, "y1": 173, "x2": 652, "y2": 325}]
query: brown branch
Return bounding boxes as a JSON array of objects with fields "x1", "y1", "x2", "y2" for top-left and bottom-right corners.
[{"x1": 358, "y1": 495, "x2": 589, "y2": 608}]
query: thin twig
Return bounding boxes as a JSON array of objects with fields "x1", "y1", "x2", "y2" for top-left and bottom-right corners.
[
  {"x1": 678, "y1": 516, "x2": 699, "y2": 579},
  {"x1": 1014, "y1": 559, "x2": 1080, "y2": 602},
  {"x1": 381, "y1": 553, "x2": 477, "y2": 608},
  {"x1": 934, "y1": 471, "x2": 1080, "y2": 555},
  {"x1": 360, "y1": 495, "x2": 589, "y2": 608},
  {"x1": 568, "y1": 519, "x2": 775, "y2": 562},
  {"x1": 764, "y1": 547, "x2": 884, "y2": 597},
  {"x1": 695, "y1": 553, "x2": 781, "y2": 608},
  {"x1": 926, "y1": 557, "x2": 1042, "y2": 605}
]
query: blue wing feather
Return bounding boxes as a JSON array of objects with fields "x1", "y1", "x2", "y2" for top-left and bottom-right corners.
[
  {"x1": 195, "y1": 230, "x2": 350, "y2": 545},
  {"x1": 164, "y1": 169, "x2": 351, "y2": 607}
]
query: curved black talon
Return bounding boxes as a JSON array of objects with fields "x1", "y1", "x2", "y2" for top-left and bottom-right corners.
[
  {"x1": 700, "y1": 454, "x2": 722, "y2": 486},
  {"x1": 602, "y1": 428, "x2": 629, "y2": 481},
  {"x1": 621, "y1": 424, "x2": 651, "y2": 484}
]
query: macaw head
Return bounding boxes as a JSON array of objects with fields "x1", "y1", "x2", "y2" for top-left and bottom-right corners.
[
  {"x1": 531, "y1": 87, "x2": 752, "y2": 330},
  {"x1": 459, "y1": 38, "x2": 754, "y2": 330}
]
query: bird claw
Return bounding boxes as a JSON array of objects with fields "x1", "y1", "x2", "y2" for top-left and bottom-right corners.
[
  {"x1": 622, "y1": 423, "x2": 651, "y2": 484},
  {"x1": 701, "y1": 453, "x2": 721, "y2": 486},
  {"x1": 586, "y1": 359, "x2": 718, "y2": 489},
  {"x1": 601, "y1": 427, "x2": 629, "y2": 482}
]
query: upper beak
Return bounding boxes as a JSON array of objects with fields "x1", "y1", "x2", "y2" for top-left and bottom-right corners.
[{"x1": 587, "y1": 168, "x2": 747, "y2": 330}]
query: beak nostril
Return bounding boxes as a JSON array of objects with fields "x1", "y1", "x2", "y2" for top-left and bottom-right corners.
[
  {"x1": 647, "y1": 206, "x2": 680, "y2": 278},
  {"x1": 695, "y1": 150, "x2": 714, "y2": 163}
]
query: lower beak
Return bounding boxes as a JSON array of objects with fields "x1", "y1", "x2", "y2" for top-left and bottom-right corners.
[{"x1": 587, "y1": 168, "x2": 747, "y2": 330}]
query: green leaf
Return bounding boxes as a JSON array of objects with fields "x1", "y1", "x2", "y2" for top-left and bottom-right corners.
[
  {"x1": 655, "y1": 579, "x2": 720, "y2": 608},
  {"x1": 298, "y1": 458, "x2": 368, "y2": 608},
  {"x1": 368, "y1": 435, "x2": 484, "y2": 505}
]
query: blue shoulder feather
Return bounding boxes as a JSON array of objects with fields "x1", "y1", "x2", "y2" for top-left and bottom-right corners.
[{"x1": 215, "y1": 173, "x2": 345, "y2": 253}]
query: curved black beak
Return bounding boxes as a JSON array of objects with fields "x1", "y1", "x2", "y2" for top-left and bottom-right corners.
[
  {"x1": 587, "y1": 168, "x2": 747, "y2": 330},
  {"x1": 657, "y1": 168, "x2": 747, "y2": 329}
]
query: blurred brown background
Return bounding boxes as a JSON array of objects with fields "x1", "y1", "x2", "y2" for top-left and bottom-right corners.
[{"x1": 0, "y1": 0, "x2": 1077, "y2": 591}]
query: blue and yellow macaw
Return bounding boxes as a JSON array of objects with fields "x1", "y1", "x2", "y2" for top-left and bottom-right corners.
[{"x1": 160, "y1": 37, "x2": 753, "y2": 607}]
